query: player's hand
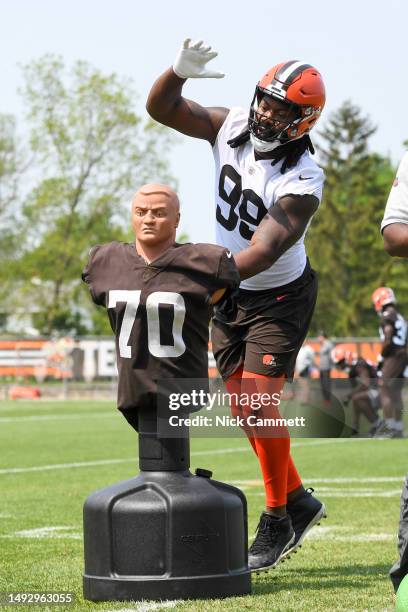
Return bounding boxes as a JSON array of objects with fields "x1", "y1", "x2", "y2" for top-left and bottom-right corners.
[
  {"x1": 212, "y1": 287, "x2": 239, "y2": 323},
  {"x1": 173, "y1": 38, "x2": 225, "y2": 79}
]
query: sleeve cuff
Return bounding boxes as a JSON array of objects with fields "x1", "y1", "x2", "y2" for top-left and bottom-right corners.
[{"x1": 380, "y1": 218, "x2": 408, "y2": 233}]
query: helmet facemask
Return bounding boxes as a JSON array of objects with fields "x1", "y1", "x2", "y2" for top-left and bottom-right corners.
[{"x1": 248, "y1": 87, "x2": 302, "y2": 148}]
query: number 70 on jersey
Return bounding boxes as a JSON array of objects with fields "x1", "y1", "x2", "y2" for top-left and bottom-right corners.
[{"x1": 108, "y1": 290, "x2": 187, "y2": 359}]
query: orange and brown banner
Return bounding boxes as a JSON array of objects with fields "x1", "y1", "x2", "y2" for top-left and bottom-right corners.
[{"x1": 0, "y1": 338, "x2": 383, "y2": 380}]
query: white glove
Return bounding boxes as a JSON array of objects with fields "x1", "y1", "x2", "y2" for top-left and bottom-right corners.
[{"x1": 172, "y1": 38, "x2": 225, "y2": 79}]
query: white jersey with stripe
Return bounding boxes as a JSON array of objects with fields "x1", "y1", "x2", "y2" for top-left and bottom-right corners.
[
  {"x1": 212, "y1": 107, "x2": 325, "y2": 290},
  {"x1": 381, "y1": 152, "x2": 408, "y2": 232}
]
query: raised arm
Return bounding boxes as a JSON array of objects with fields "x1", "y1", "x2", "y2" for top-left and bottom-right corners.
[
  {"x1": 146, "y1": 39, "x2": 229, "y2": 146},
  {"x1": 233, "y1": 194, "x2": 319, "y2": 280},
  {"x1": 382, "y1": 223, "x2": 408, "y2": 257}
]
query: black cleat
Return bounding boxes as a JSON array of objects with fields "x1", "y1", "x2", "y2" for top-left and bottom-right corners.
[
  {"x1": 390, "y1": 429, "x2": 404, "y2": 439},
  {"x1": 373, "y1": 422, "x2": 397, "y2": 438},
  {"x1": 248, "y1": 513, "x2": 295, "y2": 572},
  {"x1": 369, "y1": 419, "x2": 385, "y2": 437},
  {"x1": 285, "y1": 488, "x2": 326, "y2": 555}
]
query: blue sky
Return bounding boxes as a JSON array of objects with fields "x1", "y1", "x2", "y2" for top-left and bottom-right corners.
[{"x1": 1, "y1": 0, "x2": 406, "y2": 242}]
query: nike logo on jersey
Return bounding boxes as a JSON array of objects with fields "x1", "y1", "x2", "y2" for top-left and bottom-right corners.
[
  {"x1": 226, "y1": 251, "x2": 233, "y2": 258},
  {"x1": 276, "y1": 294, "x2": 288, "y2": 301},
  {"x1": 299, "y1": 175, "x2": 313, "y2": 181}
]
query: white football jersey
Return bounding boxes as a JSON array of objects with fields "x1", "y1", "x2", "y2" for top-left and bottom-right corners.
[
  {"x1": 212, "y1": 107, "x2": 325, "y2": 290},
  {"x1": 381, "y1": 152, "x2": 408, "y2": 232}
]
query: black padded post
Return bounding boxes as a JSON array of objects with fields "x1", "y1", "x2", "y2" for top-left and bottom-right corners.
[{"x1": 137, "y1": 404, "x2": 190, "y2": 471}]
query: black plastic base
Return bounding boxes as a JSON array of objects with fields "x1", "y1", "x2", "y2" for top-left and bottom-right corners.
[
  {"x1": 84, "y1": 570, "x2": 251, "y2": 601},
  {"x1": 83, "y1": 469, "x2": 251, "y2": 602}
]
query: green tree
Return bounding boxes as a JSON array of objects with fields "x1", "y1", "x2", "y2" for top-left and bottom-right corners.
[
  {"x1": 0, "y1": 114, "x2": 26, "y2": 255},
  {"x1": 307, "y1": 100, "x2": 402, "y2": 337},
  {"x1": 10, "y1": 55, "x2": 176, "y2": 335},
  {"x1": 0, "y1": 114, "x2": 28, "y2": 332}
]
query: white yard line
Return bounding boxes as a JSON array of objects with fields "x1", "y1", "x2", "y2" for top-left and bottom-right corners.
[
  {"x1": 0, "y1": 526, "x2": 82, "y2": 540},
  {"x1": 306, "y1": 526, "x2": 395, "y2": 542},
  {"x1": 308, "y1": 490, "x2": 402, "y2": 498},
  {"x1": 104, "y1": 602, "x2": 180, "y2": 612},
  {"x1": 308, "y1": 476, "x2": 405, "y2": 483},
  {"x1": 248, "y1": 490, "x2": 402, "y2": 498},
  {"x1": 249, "y1": 525, "x2": 395, "y2": 543},
  {"x1": 0, "y1": 438, "x2": 382, "y2": 476},
  {"x1": 3, "y1": 522, "x2": 394, "y2": 545},
  {"x1": 231, "y1": 476, "x2": 405, "y2": 486},
  {"x1": 0, "y1": 458, "x2": 135, "y2": 474},
  {"x1": 0, "y1": 412, "x2": 116, "y2": 423}
]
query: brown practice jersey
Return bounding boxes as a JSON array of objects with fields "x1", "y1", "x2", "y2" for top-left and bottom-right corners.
[
  {"x1": 379, "y1": 307, "x2": 408, "y2": 356},
  {"x1": 82, "y1": 241, "x2": 239, "y2": 418},
  {"x1": 349, "y1": 359, "x2": 378, "y2": 390}
]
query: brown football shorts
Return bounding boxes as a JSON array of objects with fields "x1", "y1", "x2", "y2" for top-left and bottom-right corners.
[
  {"x1": 382, "y1": 350, "x2": 407, "y2": 379},
  {"x1": 381, "y1": 350, "x2": 407, "y2": 390},
  {"x1": 211, "y1": 260, "x2": 317, "y2": 381}
]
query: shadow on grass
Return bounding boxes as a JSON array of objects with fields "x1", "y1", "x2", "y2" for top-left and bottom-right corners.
[{"x1": 253, "y1": 562, "x2": 392, "y2": 595}]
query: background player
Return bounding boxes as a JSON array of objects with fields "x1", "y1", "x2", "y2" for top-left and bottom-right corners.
[
  {"x1": 379, "y1": 152, "x2": 408, "y2": 594},
  {"x1": 371, "y1": 287, "x2": 407, "y2": 438},
  {"x1": 295, "y1": 342, "x2": 316, "y2": 405},
  {"x1": 82, "y1": 184, "x2": 239, "y2": 430},
  {"x1": 331, "y1": 346, "x2": 383, "y2": 436},
  {"x1": 147, "y1": 39, "x2": 327, "y2": 571},
  {"x1": 317, "y1": 330, "x2": 334, "y2": 405}
]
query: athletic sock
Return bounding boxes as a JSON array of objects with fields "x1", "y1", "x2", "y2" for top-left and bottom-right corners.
[
  {"x1": 225, "y1": 368, "x2": 258, "y2": 455},
  {"x1": 241, "y1": 370, "x2": 302, "y2": 508}
]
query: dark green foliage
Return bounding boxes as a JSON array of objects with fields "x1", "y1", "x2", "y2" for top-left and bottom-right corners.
[
  {"x1": 1, "y1": 56, "x2": 177, "y2": 336},
  {"x1": 307, "y1": 100, "x2": 406, "y2": 336}
]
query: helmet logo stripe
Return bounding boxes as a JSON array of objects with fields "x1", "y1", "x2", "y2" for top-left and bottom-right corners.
[
  {"x1": 278, "y1": 61, "x2": 313, "y2": 85},
  {"x1": 274, "y1": 60, "x2": 298, "y2": 81}
]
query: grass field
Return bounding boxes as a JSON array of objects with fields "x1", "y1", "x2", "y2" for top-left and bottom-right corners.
[{"x1": 1, "y1": 399, "x2": 407, "y2": 611}]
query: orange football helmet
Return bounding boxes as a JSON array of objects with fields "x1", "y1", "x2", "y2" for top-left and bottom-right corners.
[
  {"x1": 371, "y1": 287, "x2": 396, "y2": 313},
  {"x1": 248, "y1": 61, "x2": 325, "y2": 146},
  {"x1": 331, "y1": 346, "x2": 357, "y2": 367}
]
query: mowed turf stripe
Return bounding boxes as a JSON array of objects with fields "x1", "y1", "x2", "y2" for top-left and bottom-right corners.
[{"x1": 0, "y1": 438, "x2": 376, "y2": 475}]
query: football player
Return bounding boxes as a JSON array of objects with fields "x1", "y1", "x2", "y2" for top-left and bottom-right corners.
[
  {"x1": 380, "y1": 154, "x2": 408, "y2": 593},
  {"x1": 147, "y1": 39, "x2": 326, "y2": 571},
  {"x1": 371, "y1": 287, "x2": 407, "y2": 438},
  {"x1": 331, "y1": 346, "x2": 383, "y2": 436},
  {"x1": 382, "y1": 152, "x2": 408, "y2": 256},
  {"x1": 82, "y1": 184, "x2": 239, "y2": 430}
]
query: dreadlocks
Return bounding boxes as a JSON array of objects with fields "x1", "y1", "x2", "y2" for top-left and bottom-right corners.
[{"x1": 227, "y1": 130, "x2": 315, "y2": 175}]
